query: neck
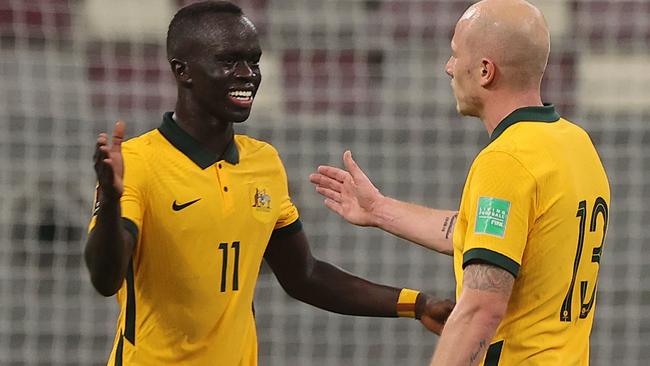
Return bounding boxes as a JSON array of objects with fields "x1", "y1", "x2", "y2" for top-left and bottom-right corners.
[
  {"x1": 174, "y1": 92, "x2": 234, "y2": 156},
  {"x1": 480, "y1": 89, "x2": 543, "y2": 137}
]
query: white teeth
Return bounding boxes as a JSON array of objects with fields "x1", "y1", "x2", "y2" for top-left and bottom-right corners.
[{"x1": 229, "y1": 90, "x2": 253, "y2": 99}]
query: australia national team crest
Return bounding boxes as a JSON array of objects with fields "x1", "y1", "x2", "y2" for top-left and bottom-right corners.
[
  {"x1": 252, "y1": 188, "x2": 272, "y2": 211},
  {"x1": 250, "y1": 185, "x2": 274, "y2": 223}
]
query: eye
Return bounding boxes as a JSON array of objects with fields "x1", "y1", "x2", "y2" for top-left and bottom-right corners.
[{"x1": 215, "y1": 58, "x2": 237, "y2": 67}]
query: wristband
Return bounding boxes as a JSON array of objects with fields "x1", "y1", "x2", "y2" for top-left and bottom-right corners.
[{"x1": 396, "y1": 288, "x2": 420, "y2": 318}]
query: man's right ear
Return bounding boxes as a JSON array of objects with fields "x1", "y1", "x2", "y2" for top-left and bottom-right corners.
[{"x1": 170, "y1": 58, "x2": 191, "y2": 86}]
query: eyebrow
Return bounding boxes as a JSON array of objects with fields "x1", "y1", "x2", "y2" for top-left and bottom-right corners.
[{"x1": 214, "y1": 49, "x2": 262, "y2": 59}]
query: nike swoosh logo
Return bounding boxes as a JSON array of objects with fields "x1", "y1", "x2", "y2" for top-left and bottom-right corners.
[{"x1": 172, "y1": 198, "x2": 201, "y2": 211}]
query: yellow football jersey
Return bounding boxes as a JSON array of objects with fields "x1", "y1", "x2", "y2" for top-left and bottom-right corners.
[
  {"x1": 89, "y1": 112, "x2": 300, "y2": 365},
  {"x1": 453, "y1": 105, "x2": 610, "y2": 365}
]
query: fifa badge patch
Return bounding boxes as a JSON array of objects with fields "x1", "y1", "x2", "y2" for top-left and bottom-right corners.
[{"x1": 474, "y1": 197, "x2": 510, "y2": 238}]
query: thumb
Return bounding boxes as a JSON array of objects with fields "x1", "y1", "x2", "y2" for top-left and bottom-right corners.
[{"x1": 343, "y1": 150, "x2": 367, "y2": 182}]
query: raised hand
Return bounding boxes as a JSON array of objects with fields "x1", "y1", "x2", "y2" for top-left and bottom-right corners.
[
  {"x1": 309, "y1": 150, "x2": 384, "y2": 227},
  {"x1": 94, "y1": 121, "x2": 125, "y2": 201},
  {"x1": 418, "y1": 296, "x2": 455, "y2": 335}
]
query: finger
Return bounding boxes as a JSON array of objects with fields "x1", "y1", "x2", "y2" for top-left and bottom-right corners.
[
  {"x1": 111, "y1": 120, "x2": 125, "y2": 151},
  {"x1": 317, "y1": 165, "x2": 350, "y2": 184},
  {"x1": 343, "y1": 150, "x2": 368, "y2": 183},
  {"x1": 94, "y1": 146, "x2": 110, "y2": 166},
  {"x1": 316, "y1": 186, "x2": 342, "y2": 203},
  {"x1": 323, "y1": 198, "x2": 345, "y2": 217},
  {"x1": 96, "y1": 133, "x2": 108, "y2": 145},
  {"x1": 421, "y1": 316, "x2": 443, "y2": 335},
  {"x1": 310, "y1": 174, "x2": 343, "y2": 193},
  {"x1": 308, "y1": 173, "x2": 324, "y2": 185},
  {"x1": 94, "y1": 134, "x2": 108, "y2": 158}
]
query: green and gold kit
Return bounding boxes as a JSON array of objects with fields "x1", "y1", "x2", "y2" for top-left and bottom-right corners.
[
  {"x1": 453, "y1": 105, "x2": 610, "y2": 365},
  {"x1": 89, "y1": 113, "x2": 301, "y2": 365}
]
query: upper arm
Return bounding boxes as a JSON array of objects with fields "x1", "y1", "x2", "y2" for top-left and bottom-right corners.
[
  {"x1": 264, "y1": 227, "x2": 315, "y2": 292},
  {"x1": 439, "y1": 210, "x2": 459, "y2": 255},
  {"x1": 118, "y1": 145, "x2": 147, "y2": 241},
  {"x1": 270, "y1": 147, "x2": 300, "y2": 230},
  {"x1": 460, "y1": 152, "x2": 536, "y2": 277},
  {"x1": 459, "y1": 262, "x2": 514, "y2": 319}
]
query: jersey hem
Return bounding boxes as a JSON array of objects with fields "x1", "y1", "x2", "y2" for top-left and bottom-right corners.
[{"x1": 463, "y1": 248, "x2": 520, "y2": 277}]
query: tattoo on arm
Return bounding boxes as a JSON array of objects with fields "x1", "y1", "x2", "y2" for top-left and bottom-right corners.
[
  {"x1": 463, "y1": 263, "x2": 514, "y2": 294},
  {"x1": 444, "y1": 213, "x2": 458, "y2": 239},
  {"x1": 468, "y1": 339, "x2": 487, "y2": 366}
]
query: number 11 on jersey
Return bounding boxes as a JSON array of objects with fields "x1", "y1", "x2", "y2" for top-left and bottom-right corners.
[{"x1": 218, "y1": 241, "x2": 240, "y2": 292}]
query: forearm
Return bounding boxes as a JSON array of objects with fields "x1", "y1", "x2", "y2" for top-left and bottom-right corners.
[
  {"x1": 430, "y1": 302, "x2": 501, "y2": 366},
  {"x1": 84, "y1": 198, "x2": 132, "y2": 296},
  {"x1": 288, "y1": 260, "x2": 422, "y2": 317},
  {"x1": 372, "y1": 196, "x2": 457, "y2": 254},
  {"x1": 431, "y1": 264, "x2": 513, "y2": 366}
]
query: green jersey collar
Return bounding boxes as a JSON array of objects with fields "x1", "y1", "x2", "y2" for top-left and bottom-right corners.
[
  {"x1": 490, "y1": 103, "x2": 560, "y2": 142},
  {"x1": 158, "y1": 112, "x2": 239, "y2": 169}
]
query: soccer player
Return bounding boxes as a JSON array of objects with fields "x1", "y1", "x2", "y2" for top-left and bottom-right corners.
[
  {"x1": 84, "y1": 1, "x2": 454, "y2": 365},
  {"x1": 309, "y1": 0, "x2": 610, "y2": 365}
]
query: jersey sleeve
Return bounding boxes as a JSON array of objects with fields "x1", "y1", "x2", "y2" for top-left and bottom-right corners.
[
  {"x1": 88, "y1": 143, "x2": 147, "y2": 243},
  {"x1": 270, "y1": 150, "x2": 301, "y2": 238},
  {"x1": 460, "y1": 151, "x2": 537, "y2": 277}
]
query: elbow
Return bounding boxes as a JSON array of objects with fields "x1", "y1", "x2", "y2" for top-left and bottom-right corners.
[
  {"x1": 89, "y1": 273, "x2": 122, "y2": 297},
  {"x1": 451, "y1": 300, "x2": 508, "y2": 331},
  {"x1": 277, "y1": 267, "x2": 315, "y2": 302},
  {"x1": 474, "y1": 304, "x2": 508, "y2": 330},
  {"x1": 85, "y1": 253, "x2": 123, "y2": 297},
  {"x1": 276, "y1": 261, "x2": 317, "y2": 301},
  {"x1": 279, "y1": 277, "x2": 309, "y2": 301},
  {"x1": 476, "y1": 306, "x2": 507, "y2": 330}
]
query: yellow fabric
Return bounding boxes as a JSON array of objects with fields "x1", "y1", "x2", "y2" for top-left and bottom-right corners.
[
  {"x1": 396, "y1": 288, "x2": 420, "y2": 318},
  {"x1": 453, "y1": 118, "x2": 610, "y2": 365},
  {"x1": 89, "y1": 130, "x2": 299, "y2": 365}
]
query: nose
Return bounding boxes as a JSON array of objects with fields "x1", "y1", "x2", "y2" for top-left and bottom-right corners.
[
  {"x1": 234, "y1": 61, "x2": 255, "y2": 79},
  {"x1": 445, "y1": 57, "x2": 453, "y2": 78}
]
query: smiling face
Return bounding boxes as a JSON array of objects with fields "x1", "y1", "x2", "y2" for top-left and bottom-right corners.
[{"x1": 178, "y1": 14, "x2": 262, "y2": 123}]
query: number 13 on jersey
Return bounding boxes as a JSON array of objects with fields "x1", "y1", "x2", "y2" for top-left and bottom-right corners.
[{"x1": 561, "y1": 197, "x2": 608, "y2": 322}]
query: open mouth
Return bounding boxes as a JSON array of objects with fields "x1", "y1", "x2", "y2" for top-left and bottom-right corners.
[{"x1": 228, "y1": 90, "x2": 254, "y2": 107}]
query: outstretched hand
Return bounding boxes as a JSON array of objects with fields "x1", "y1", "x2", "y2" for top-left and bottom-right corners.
[
  {"x1": 418, "y1": 296, "x2": 455, "y2": 335},
  {"x1": 309, "y1": 150, "x2": 384, "y2": 227},
  {"x1": 94, "y1": 121, "x2": 125, "y2": 201}
]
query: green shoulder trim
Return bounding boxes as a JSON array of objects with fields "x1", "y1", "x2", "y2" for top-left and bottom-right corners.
[
  {"x1": 270, "y1": 219, "x2": 303, "y2": 240},
  {"x1": 490, "y1": 103, "x2": 560, "y2": 142},
  {"x1": 463, "y1": 248, "x2": 520, "y2": 278}
]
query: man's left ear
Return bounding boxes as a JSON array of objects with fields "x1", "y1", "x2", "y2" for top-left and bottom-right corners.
[{"x1": 480, "y1": 59, "x2": 496, "y2": 87}]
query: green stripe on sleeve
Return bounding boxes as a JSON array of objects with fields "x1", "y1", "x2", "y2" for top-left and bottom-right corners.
[
  {"x1": 121, "y1": 218, "x2": 139, "y2": 244},
  {"x1": 270, "y1": 219, "x2": 303, "y2": 240},
  {"x1": 463, "y1": 248, "x2": 520, "y2": 278}
]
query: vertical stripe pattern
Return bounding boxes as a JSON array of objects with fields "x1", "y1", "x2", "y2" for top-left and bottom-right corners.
[
  {"x1": 125, "y1": 259, "x2": 136, "y2": 345},
  {"x1": 484, "y1": 340, "x2": 504, "y2": 366},
  {"x1": 114, "y1": 333, "x2": 124, "y2": 366}
]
